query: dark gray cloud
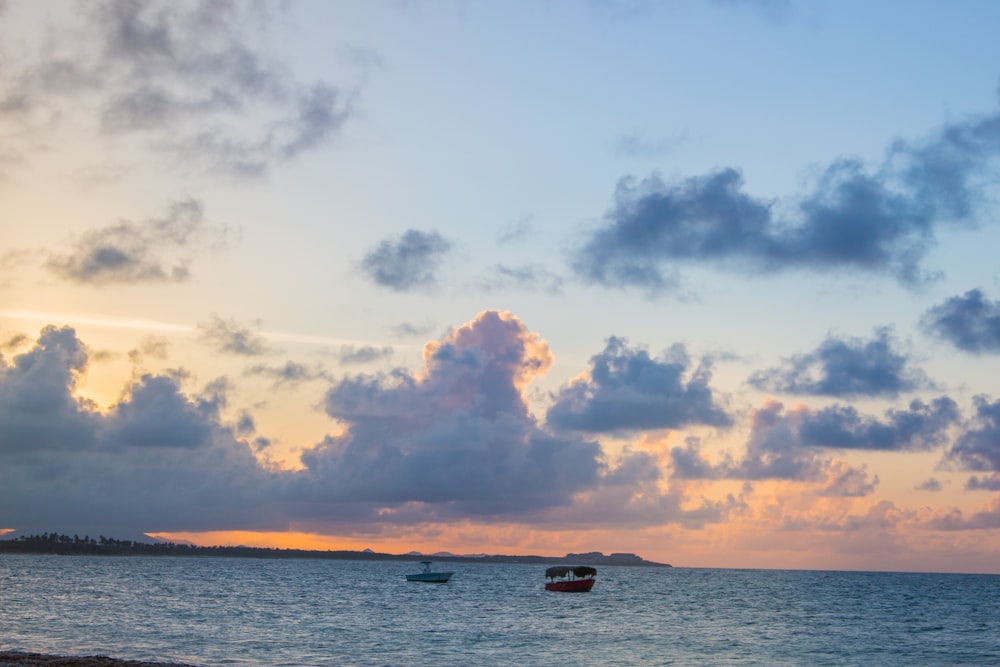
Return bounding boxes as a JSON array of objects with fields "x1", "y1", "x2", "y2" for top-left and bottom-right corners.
[
  {"x1": 943, "y1": 395, "x2": 1000, "y2": 472},
  {"x1": 574, "y1": 108, "x2": 1000, "y2": 292},
  {"x1": 721, "y1": 402, "x2": 832, "y2": 482},
  {"x1": 0, "y1": 327, "x2": 276, "y2": 535},
  {"x1": 791, "y1": 398, "x2": 959, "y2": 452},
  {"x1": 1, "y1": 331, "x2": 29, "y2": 352},
  {"x1": 671, "y1": 397, "x2": 960, "y2": 484},
  {"x1": 546, "y1": 337, "x2": 732, "y2": 433},
  {"x1": 0, "y1": 0, "x2": 353, "y2": 178},
  {"x1": 3, "y1": 315, "x2": 719, "y2": 536},
  {"x1": 294, "y1": 312, "x2": 735, "y2": 530},
  {"x1": 748, "y1": 327, "x2": 934, "y2": 398},
  {"x1": 235, "y1": 411, "x2": 256, "y2": 437},
  {"x1": 231, "y1": 410, "x2": 272, "y2": 452},
  {"x1": 360, "y1": 229, "x2": 452, "y2": 292},
  {"x1": 197, "y1": 315, "x2": 272, "y2": 357},
  {"x1": 0, "y1": 325, "x2": 98, "y2": 454},
  {"x1": 306, "y1": 311, "x2": 602, "y2": 515},
  {"x1": 965, "y1": 474, "x2": 1000, "y2": 491},
  {"x1": 45, "y1": 200, "x2": 224, "y2": 285},
  {"x1": 102, "y1": 374, "x2": 215, "y2": 450},
  {"x1": 916, "y1": 478, "x2": 943, "y2": 492},
  {"x1": 921, "y1": 289, "x2": 1000, "y2": 354}
]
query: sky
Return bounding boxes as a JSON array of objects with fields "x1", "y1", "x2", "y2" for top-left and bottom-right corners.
[{"x1": 2, "y1": 0, "x2": 1000, "y2": 574}]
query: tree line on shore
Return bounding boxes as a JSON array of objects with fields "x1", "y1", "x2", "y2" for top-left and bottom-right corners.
[
  {"x1": 0, "y1": 532, "x2": 669, "y2": 566},
  {"x1": 0, "y1": 532, "x2": 408, "y2": 559}
]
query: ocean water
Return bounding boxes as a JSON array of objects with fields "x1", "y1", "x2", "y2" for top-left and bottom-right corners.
[{"x1": 2, "y1": 555, "x2": 999, "y2": 666}]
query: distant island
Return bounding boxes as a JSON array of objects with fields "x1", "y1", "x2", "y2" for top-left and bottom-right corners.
[{"x1": 0, "y1": 532, "x2": 671, "y2": 567}]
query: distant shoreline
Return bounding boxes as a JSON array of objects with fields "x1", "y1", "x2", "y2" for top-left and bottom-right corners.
[{"x1": 0, "y1": 533, "x2": 671, "y2": 567}]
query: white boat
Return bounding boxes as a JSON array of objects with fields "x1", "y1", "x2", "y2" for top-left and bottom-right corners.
[{"x1": 406, "y1": 560, "x2": 453, "y2": 583}]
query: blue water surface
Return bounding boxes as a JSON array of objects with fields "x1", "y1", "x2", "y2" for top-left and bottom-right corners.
[{"x1": 2, "y1": 555, "x2": 999, "y2": 666}]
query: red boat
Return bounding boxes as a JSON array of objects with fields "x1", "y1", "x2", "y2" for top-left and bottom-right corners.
[{"x1": 544, "y1": 565, "x2": 597, "y2": 592}]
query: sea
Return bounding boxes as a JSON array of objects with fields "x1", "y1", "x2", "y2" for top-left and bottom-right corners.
[{"x1": 2, "y1": 555, "x2": 999, "y2": 666}]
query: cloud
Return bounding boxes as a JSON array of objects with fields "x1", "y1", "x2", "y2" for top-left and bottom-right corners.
[
  {"x1": 197, "y1": 315, "x2": 273, "y2": 357},
  {"x1": 103, "y1": 373, "x2": 215, "y2": 449},
  {"x1": 1, "y1": 331, "x2": 30, "y2": 352},
  {"x1": 965, "y1": 475, "x2": 1000, "y2": 491},
  {"x1": 0, "y1": 315, "x2": 749, "y2": 536},
  {"x1": 781, "y1": 398, "x2": 959, "y2": 452},
  {"x1": 390, "y1": 321, "x2": 436, "y2": 338},
  {"x1": 299, "y1": 310, "x2": 603, "y2": 517},
  {"x1": 717, "y1": 401, "x2": 832, "y2": 481},
  {"x1": 667, "y1": 436, "x2": 727, "y2": 480},
  {"x1": 288, "y1": 310, "x2": 717, "y2": 530},
  {"x1": 360, "y1": 229, "x2": 452, "y2": 292},
  {"x1": 0, "y1": 327, "x2": 274, "y2": 535},
  {"x1": 244, "y1": 361, "x2": 331, "y2": 388},
  {"x1": 537, "y1": 447, "x2": 743, "y2": 530},
  {"x1": 614, "y1": 131, "x2": 687, "y2": 158},
  {"x1": 748, "y1": 327, "x2": 934, "y2": 398},
  {"x1": 478, "y1": 264, "x2": 564, "y2": 294},
  {"x1": 922, "y1": 495, "x2": 1000, "y2": 531},
  {"x1": 818, "y1": 462, "x2": 879, "y2": 498},
  {"x1": 671, "y1": 397, "x2": 960, "y2": 484},
  {"x1": 44, "y1": 200, "x2": 224, "y2": 285},
  {"x1": 546, "y1": 337, "x2": 732, "y2": 433},
  {"x1": 921, "y1": 289, "x2": 1000, "y2": 354},
  {"x1": 0, "y1": 325, "x2": 97, "y2": 454},
  {"x1": 573, "y1": 107, "x2": 1000, "y2": 292},
  {"x1": 916, "y1": 478, "x2": 943, "y2": 492},
  {"x1": 336, "y1": 345, "x2": 393, "y2": 365},
  {"x1": 943, "y1": 395, "x2": 1000, "y2": 472},
  {"x1": 0, "y1": 0, "x2": 353, "y2": 178},
  {"x1": 127, "y1": 335, "x2": 170, "y2": 366},
  {"x1": 495, "y1": 216, "x2": 533, "y2": 245}
]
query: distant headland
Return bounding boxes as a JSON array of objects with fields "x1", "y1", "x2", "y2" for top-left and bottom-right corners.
[{"x1": 0, "y1": 532, "x2": 671, "y2": 567}]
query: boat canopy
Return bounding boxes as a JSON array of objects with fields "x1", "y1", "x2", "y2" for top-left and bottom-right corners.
[{"x1": 545, "y1": 565, "x2": 597, "y2": 579}]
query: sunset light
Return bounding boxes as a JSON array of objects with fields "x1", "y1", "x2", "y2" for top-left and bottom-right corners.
[{"x1": 3, "y1": 0, "x2": 1000, "y2": 580}]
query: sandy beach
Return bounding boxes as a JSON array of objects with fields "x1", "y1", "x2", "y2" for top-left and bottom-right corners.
[{"x1": 0, "y1": 652, "x2": 198, "y2": 667}]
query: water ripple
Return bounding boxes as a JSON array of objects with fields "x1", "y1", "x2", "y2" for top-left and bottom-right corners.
[{"x1": 2, "y1": 556, "x2": 998, "y2": 666}]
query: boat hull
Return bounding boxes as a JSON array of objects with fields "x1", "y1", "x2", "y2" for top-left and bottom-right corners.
[
  {"x1": 545, "y1": 578, "x2": 595, "y2": 592},
  {"x1": 406, "y1": 572, "x2": 453, "y2": 583}
]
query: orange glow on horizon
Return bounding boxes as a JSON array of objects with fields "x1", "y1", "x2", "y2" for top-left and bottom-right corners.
[
  {"x1": 140, "y1": 481, "x2": 1000, "y2": 574},
  {"x1": 147, "y1": 524, "x2": 666, "y2": 562}
]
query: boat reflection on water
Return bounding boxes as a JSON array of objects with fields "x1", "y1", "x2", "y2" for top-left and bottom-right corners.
[
  {"x1": 544, "y1": 565, "x2": 596, "y2": 592},
  {"x1": 405, "y1": 561, "x2": 453, "y2": 583}
]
